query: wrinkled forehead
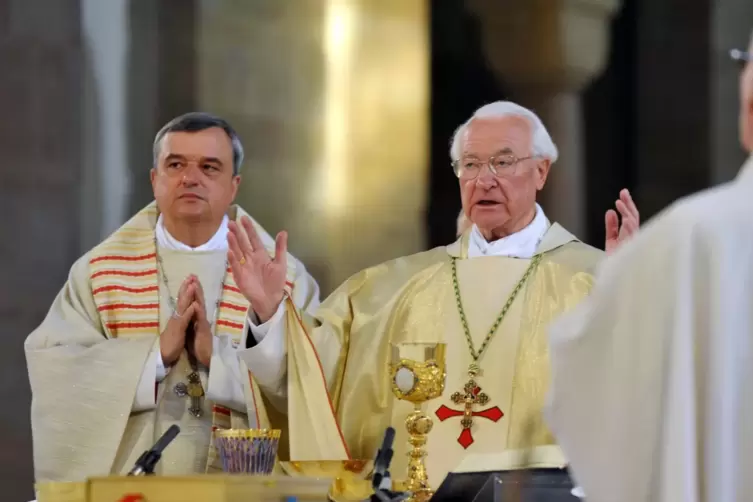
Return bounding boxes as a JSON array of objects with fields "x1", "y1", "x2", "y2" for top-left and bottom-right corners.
[
  {"x1": 462, "y1": 116, "x2": 533, "y2": 157},
  {"x1": 159, "y1": 128, "x2": 234, "y2": 161}
]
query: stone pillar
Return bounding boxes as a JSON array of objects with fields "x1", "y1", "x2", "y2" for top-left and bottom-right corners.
[
  {"x1": 712, "y1": 0, "x2": 753, "y2": 183},
  {"x1": 81, "y1": 0, "x2": 130, "y2": 249},
  {"x1": 526, "y1": 92, "x2": 586, "y2": 237},
  {"x1": 194, "y1": 0, "x2": 429, "y2": 293},
  {"x1": 468, "y1": 0, "x2": 621, "y2": 239},
  {"x1": 125, "y1": 0, "x2": 198, "y2": 215},
  {"x1": 0, "y1": 0, "x2": 84, "y2": 498},
  {"x1": 633, "y1": 0, "x2": 712, "y2": 216}
]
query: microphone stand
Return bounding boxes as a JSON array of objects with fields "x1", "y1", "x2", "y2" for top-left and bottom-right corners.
[
  {"x1": 127, "y1": 425, "x2": 181, "y2": 476},
  {"x1": 370, "y1": 427, "x2": 410, "y2": 502}
]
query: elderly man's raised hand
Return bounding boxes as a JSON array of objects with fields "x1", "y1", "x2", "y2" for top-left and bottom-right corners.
[{"x1": 605, "y1": 189, "x2": 640, "y2": 255}]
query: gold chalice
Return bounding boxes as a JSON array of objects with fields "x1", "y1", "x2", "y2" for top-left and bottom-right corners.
[{"x1": 390, "y1": 342, "x2": 446, "y2": 502}]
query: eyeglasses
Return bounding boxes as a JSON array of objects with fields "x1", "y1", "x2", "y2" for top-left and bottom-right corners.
[
  {"x1": 452, "y1": 154, "x2": 537, "y2": 179},
  {"x1": 730, "y1": 49, "x2": 752, "y2": 68}
]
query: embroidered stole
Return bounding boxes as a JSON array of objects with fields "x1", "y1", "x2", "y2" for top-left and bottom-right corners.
[{"x1": 87, "y1": 202, "x2": 296, "y2": 471}]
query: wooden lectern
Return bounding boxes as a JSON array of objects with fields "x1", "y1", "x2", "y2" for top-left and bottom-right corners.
[{"x1": 36, "y1": 475, "x2": 333, "y2": 502}]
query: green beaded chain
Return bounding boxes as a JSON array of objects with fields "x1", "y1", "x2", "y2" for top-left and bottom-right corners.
[{"x1": 450, "y1": 254, "x2": 542, "y2": 377}]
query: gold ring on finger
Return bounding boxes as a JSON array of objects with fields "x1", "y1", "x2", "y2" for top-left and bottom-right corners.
[{"x1": 239, "y1": 255, "x2": 246, "y2": 265}]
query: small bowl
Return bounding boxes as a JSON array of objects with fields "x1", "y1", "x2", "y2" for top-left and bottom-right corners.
[{"x1": 214, "y1": 429, "x2": 281, "y2": 474}]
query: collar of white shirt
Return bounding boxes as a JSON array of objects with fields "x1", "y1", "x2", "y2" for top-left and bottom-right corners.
[
  {"x1": 155, "y1": 214, "x2": 229, "y2": 251},
  {"x1": 467, "y1": 204, "x2": 549, "y2": 259}
]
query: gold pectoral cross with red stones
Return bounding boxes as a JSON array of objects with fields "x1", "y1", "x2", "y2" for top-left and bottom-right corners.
[{"x1": 435, "y1": 379, "x2": 504, "y2": 449}]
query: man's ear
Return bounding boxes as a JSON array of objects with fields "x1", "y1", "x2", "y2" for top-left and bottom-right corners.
[
  {"x1": 230, "y1": 175, "x2": 241, "y2": 200},
  {"x1": 535, "y1": 159, "x2": 551, "y2": 191}
]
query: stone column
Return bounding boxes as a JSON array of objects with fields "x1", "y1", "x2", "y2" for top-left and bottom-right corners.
[
  {"x1": 126, "y1": 0, "x2": 198, "y2": 215},
  {"x1": 0, "y1": 0, "x2": 84, "y2": 497},
  {"x1": 712, "y1": 0, "x2": 753, "y2": 183},
  {"x1": 468, "y1": 0, "x2": 621, "y2": 239},
  {"x1": 194, "y1": 0, "x2": 429, "y2": 293},
  {"x1": 81, "y1": 0, "x2": 130, "y2": 249}
]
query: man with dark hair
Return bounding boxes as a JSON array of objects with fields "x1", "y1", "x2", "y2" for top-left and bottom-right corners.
[{"x1": 25, "y1": 112, "x2": 320, "y2": 481}]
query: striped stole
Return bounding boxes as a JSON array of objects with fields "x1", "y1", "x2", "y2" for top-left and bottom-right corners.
[{"x1": 88, "y1": 202, "x2": 296, "y2": 472}]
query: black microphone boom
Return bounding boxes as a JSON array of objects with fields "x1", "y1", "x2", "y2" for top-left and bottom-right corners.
[
  {"x1": 371, "y1": 427, "x2": 409, "y2": 502},
  {"x1": 372, "y1": 426, "x2": 396, "y2": 490},
  {"x1": 127, "y1": 424, "x2": 181, "y2": 476}
]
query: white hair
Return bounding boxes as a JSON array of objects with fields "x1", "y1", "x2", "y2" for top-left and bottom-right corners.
[{"x1": 449, "y1": 101, "x2": 559, "y2": 163}]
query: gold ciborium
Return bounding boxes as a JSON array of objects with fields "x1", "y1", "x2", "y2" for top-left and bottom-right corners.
[{"x1": 390, "y1": 342, "x2": 446, "y2": 502}]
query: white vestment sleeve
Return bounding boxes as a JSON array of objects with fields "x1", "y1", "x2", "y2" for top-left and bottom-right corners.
[
  {"x1": 132, "y1": 345, "x2": 158, "y2": 412},
  {"x1": 155, "y1": 350, "x2": 168, "y2": 381},
  {"x1": 206, "y1": 335, "x2": 248, "y2": 413},
  {"x1": 239, "y1": 257, "x2": 321, "y2": 410},
  {"x1": 247, "y1": 302, "x2": 285, "y2": 341},
  {"x1": 238, "y1": 315, "x2": 287, "y2": 411},
  {"x1": 132, "y1": 339, "x2": 171, "y2": 412}
]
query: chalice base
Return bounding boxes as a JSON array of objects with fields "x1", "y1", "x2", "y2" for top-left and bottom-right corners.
[
  {"x1": 401, "y1": 407, "x2": 434, "y2": 502},
  {"x1": 406, "y1": 487, "x2": 433, "y2": 502}
]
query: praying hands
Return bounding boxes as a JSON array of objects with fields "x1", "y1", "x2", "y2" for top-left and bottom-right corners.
[{"x1": 159, "y1": 274, "x2": 213, "y2": 367}]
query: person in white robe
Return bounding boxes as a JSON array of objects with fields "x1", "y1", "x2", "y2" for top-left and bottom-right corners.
[
  {"x1": 25, "y1": 112, "x2": 319, "y2": 483},
  {"x1": 546, "y1": 34, "x2": 753, "y2": 502}
]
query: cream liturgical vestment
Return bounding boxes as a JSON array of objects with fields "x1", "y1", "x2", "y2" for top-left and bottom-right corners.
[
  {"x1": 547, "y1": 156, "x2": 753, "y2": 502},
  {"x1": 265, "y1": 206, "x2": 604, "y2": 488},
  {"x1": 25, "y1": 202, "x2": 321, "y2": 482}
]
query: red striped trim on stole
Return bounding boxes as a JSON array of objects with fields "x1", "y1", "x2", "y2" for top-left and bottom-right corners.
[
  {"x1": 92, "y1": 285, "x2": 159, "y2": 296},
  {"x1": 97, "y1": 302, "x2": 160, "y2": 312},
  {"x1": 92, "y1": 269, "x2": 157, "y2": 279},
  {"x1": 105, "y1": 321, "x2": 160, "y2": 330},
  {"x1": 219, "y1": 302, "x2": 247, "y2": 312},
  {"x1": 217, "y1": 320, "x2": 244, "y2": 330},
  {"x1": 212, "y1": 405, "x2": 231, "y2": 416},
  {"x1": 90, "y1": 253, "x2": 156, "y2": 263}
]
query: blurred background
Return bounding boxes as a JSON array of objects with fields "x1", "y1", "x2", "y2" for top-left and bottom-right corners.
[{"x1": 1, "y1": 0, "x2": 752, "y2": 498}]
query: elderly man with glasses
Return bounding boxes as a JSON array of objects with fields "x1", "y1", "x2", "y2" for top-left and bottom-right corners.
[{"x1": 228, "y1": 101, "x2": 638, "y2": 497}]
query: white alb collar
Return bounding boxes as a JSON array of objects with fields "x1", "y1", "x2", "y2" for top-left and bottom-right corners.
[
  {"x1": 468, "y1": 204, "x2": 548, "y2": 259},
  {"x1": 155, "y1": 214, "x2": 229, "y2": 251}
]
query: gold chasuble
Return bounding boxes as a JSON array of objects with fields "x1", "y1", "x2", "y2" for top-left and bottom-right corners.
[
  {"x1": 25, "y1": 202, "x2": 308, "y2": 481},
  {"x1": 284, "y1": 224, "x2": 603, "y2": 488}
]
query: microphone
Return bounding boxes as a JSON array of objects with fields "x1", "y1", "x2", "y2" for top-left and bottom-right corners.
[
  {"x1": 127, "y1": 425, "x2": 181, "y2": 476},
  {"x1": 371, "y1": 427, "x2": 409, "y2": 502},
  {"x1": 372, "y1": 426, "x2": 396, "y2": 491}
]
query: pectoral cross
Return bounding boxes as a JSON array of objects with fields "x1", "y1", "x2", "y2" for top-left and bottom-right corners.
[{"x1": 435, "y1": 379, "x2": 504, "y2": 449}]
